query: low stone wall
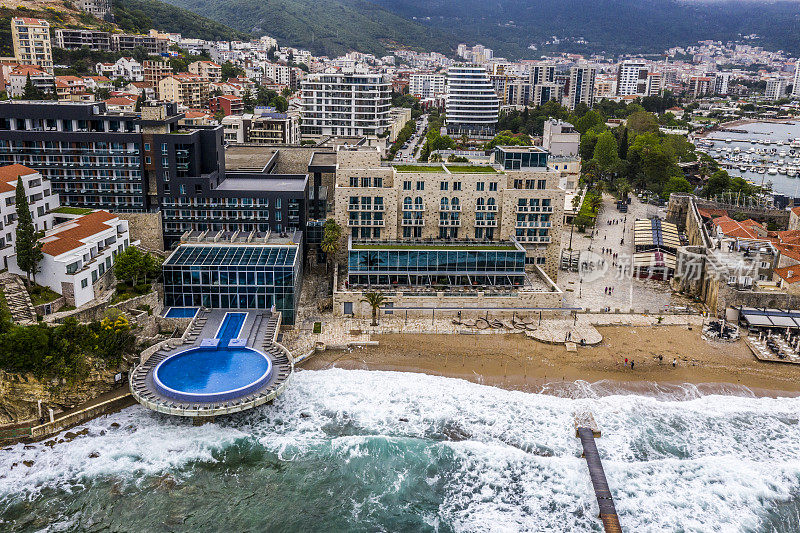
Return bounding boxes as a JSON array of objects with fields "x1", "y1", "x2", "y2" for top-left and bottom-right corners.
[
  {"x1": 28, "y1": 392, "x2": 135, "y2": 442},
  {"x1": 113, "y1": 211, "x2": 164, "y2": 252},
  {"x1": 34, "y1": 296, "x2": 67, "y2": 317}
]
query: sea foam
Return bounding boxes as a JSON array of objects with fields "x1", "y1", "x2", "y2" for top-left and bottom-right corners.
[{"x1": 1, "y1": 368, "x2": 799, "y2": 532}]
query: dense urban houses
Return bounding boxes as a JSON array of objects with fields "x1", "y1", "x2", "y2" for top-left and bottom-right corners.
[
  {"x1": 11, "y1": 17, "x2": 53, "y2": 73},
  {"x1": 567, "y1": 64, "x2": 597, "y2": 110},
  {"x1": 0, "y1": 165, "x2": 58, "y2": 270},
  {"x1": 332, "y1": 145, "x2": 564, "y2": 278},
  {"x1": 445, "y1": 65, "x2": 499, "y2": 138},
  {"x1": 10, "y1": 211, "x2": 132, "y2": 308},
  {"x1": 162, "y1": 233, "x2": 303, "y2": 323},
  {"x1": 300, "y1": 70, "x2": 391, "y2": 138}
]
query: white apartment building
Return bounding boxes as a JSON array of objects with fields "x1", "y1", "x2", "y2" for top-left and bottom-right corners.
[
  {"x1": 766, "y1": 77, "x2": 788, "y2": 100},
  {"x1": 11, "y1": 210, "x2": 131, "y2": 308},
  {"x1": 445, "y1": 65, "x2": 499, "y2": 137},
  {"x1": 529, "y1": 63, "x2": 555, "y2": 86},
  {"x1": 263, "y1": 62, "x2": 297, "y2": 87},
  {"x1": 616, "y1": 60, "x2": 649, "y2": 96},
  {"x1": 792, "y1": 61, "x2": 800, "y2": 99},
  {"x1": 409, "y1": 73, "x2": 446, "y2": 100},
  {"x1": 11, "y1": 17, "x2": 53, "y2": 73},
  {"x1": 646, "y1": 72, "x2": 663, "y2": 96},
  {"x1": 567, "y1": 64, "x2": 596, "y2": 109},
  {"x1": 222, "y1": 109, "x2": 300, "y2": 144},
  {"x1": 0, "y1": 164, "x2": 58, "y2": 270},
  {"x1": 543, "y1": 119, "x2": 580, "y2": 157},
  {"x1": 714, "y1": 72, "x2": 732, "y2": 95},
  {"x1": 300, "y1": 70, "x2": 391, "y2": 137},
  {"x1": 94, "y1": 57, "x2": 144, "y2": 82}
]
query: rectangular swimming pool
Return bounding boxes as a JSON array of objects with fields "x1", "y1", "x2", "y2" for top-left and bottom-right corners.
[
  {"x1": 165, "y1": 307, "x2": 200, "y2": 319},
  {"x1": 216, "y1": 312, "x2": 247, "y2": 346}
]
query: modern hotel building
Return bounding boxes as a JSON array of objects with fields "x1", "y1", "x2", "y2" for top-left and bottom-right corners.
[{"x1": 445, "y1": 65, "x2": 499, "y2": 138}]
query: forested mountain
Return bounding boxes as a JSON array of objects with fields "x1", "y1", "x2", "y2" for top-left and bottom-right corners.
[
  {"x1": 164, "y1": 0, "x2": 800, "y2": 58},
  {"x1": 114, "y1": 0, "x2": 251, "y2": 41}
]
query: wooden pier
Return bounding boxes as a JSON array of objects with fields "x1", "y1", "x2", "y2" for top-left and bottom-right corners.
[{"x1": 575, "y1": 412, "x2": 622, "y2": 533}]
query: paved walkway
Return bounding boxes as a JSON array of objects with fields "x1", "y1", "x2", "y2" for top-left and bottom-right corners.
[
  {"x1": 558, "y1": 195, "x2": 698, "y2": 314},
  {"x1": 0, "y1": 273, "x2": 36, "y2": 325}
]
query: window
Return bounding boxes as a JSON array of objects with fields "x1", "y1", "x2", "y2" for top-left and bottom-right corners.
[
  {"x1": 403, "y1": 180, "x2": 412, "y2": 190},
  {"x1": 416, "y1": 181, "x2": 424, "y2": 191},
  {"x1": 361, "y1": 177, "x2": 370, "y2": 187},
  {"x1": 81, "y1": 278, "x2": 88, "y2": 289},
  {"x1": 453, "y1": 181, "x2": 462, "y2": 191},
  {"x1": 537, "y1": 179, "x2": 547, "y2": 190},
  {"x1": 476, "y1": 182, "x2": 485, "y2": 191},
  {"x1": 374, "y1": 177, "x2": 383, "y2": 187},
  {"x1": 350, "y1": 177, "x2": 358, "y2": 187},
  {"x1": 144, "y1": 143, "x2": 150, "y2": 151},
  {"x1": 489, "y1": 182, "x2": 498, "y2": 191},
  {"x1": 145, "y1": 156, "x2": 151, "y2": 164},
  {"x1": 440, "y1": 181, "x2": 448, "y2": 191}
]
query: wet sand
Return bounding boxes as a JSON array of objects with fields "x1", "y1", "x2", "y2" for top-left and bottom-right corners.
[{"x1": 299, "y1": 325, "x2": 800, "y2": 397}]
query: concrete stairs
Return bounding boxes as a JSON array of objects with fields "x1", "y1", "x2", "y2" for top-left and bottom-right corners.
[{"x1": 0, "y1": 275, "x2": 36, "y2": 325}]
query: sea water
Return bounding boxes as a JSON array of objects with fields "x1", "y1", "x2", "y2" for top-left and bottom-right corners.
[{"x1": 1, "y1": 369, "x2": 799, "y2": 532}]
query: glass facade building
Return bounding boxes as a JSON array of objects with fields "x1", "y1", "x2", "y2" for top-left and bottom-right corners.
[
  {"x1": 347, "y1": 239, "x2": 526, "y2": 287},
  {"x1": 163, "y1": 243, "x2": 302, "y2": 324},
  {"x1": 493, "y1": 146, "x2": 549, "y2": 170}
]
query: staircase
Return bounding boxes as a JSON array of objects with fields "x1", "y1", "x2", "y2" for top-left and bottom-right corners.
[{"x1": 0, "y1": 275, "x2": 36, "y2": 325}]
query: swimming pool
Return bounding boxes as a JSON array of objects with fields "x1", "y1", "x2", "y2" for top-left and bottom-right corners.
[
  {"x1": 152, "y1": 311, "x2": 272, "y2": 402},
  {"x1": 153, "y1": 346, "x2": 272, "y2": 402},
  {"x1": 164, "y1": 307, "x2": 200, "y2": 319},
  {"x1": 215, "y1": 312, "x2": 247, "y2": 346}
]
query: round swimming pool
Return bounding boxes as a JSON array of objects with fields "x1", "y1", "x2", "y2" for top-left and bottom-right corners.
[{"x1": 153, "y1": 347, "x2": 273, "y2": 402}]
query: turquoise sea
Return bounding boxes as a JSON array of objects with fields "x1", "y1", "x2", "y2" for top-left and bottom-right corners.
[{"x1": 1, "y1": 369, "x2": 800, "y2": 532}]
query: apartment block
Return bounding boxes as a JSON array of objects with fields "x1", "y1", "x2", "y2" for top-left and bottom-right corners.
[
  {"x1": 11, "y1": 17, "x2": 53, "y2": 73},
  {"x1": 75, "y1": 0, "x2": 113, "y2": 20},
  {"x1": 111, "y1": 34, "x2": 169, "y2": 55},
  {"x1": 158, "y1": 74, "x2": 210, "y2": 109},
  {"x1": 765, "y1": 77, "x2": 788, "y2": 100},
  {"x1": 409, "y1": 73, "x2": 446, "y2": 100},
  {"x1": 54, "y1": 29, "x2": 111, "y2": 51},
  {"x1": 301, "y1": 70, "x2": 391, "y2": 137},
  {"x1": 0, "y1": 164, "x2": 58, "y2": 269},
  {"x1": 616, "y1": 60, "x2": 649, "y2": 96},
  {"x1": 210, "y1": 95, "x2": 244, "y2": 117},
  {"x1": 567, "y1": 64, "x2": 596, "y2": 109},
  {"x1": 188, "y1": 60, "x2": 222, "y2": 82},
  {"x1": 222, "y1": 109, "x2": 300, "y2": 144},
  {"x1": 446, "y1": 65, "x2": 499, "y2": 138},
  {"x1": 332, "y1": 145, "x2": 565, "y2": 278},
  {"x1": 7, "y1": 66, "x2": 55, "y2": 98},
  {"x1": 143, "y1": 60, "x2": 173, "y2": 89}
]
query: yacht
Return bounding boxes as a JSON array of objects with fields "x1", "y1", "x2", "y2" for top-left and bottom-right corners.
[
  {"x1": 768, "y1": 167, "x2": 779, "y2": 175},
  {"x1": 725, "y1": 138, "x2": 732, "y2": 143},
  {"x1": 789, "y1": 168, "x2": 797, "y2": 177}
]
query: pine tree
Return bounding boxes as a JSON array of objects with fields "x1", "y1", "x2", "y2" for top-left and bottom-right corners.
[
  {"x1": 14, "y1": 180, "x2": 42, "y2": 286},
  {"x1": 22, "y1": 74, "x2": 41, "y2": 100}
]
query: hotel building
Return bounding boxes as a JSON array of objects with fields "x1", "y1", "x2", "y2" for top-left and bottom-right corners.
[
  {"x1": 445, "y1": 65, "x2": 499, "y2": 138},
  {"x1": 11, "y1": 17, "x2": 53, "y2": 73}
]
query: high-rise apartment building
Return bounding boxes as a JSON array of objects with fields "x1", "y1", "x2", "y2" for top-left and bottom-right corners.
[
  {"x1": 714, "y1": 72, "x2": 732, "y2": 95},
  {"x1": 688, "y1": 76, "x2": 712, "y2": 98},
  {"x1": 300, "y1": 70, "x2": 391, "y2": 137},
  {"x1": 567, "y1": 64, "x2": 596, "y2": 109},
  {"x1": 616, "y1": 60, "x2": 649, "y2": 96},
  {"x1": 765, "y1": 77, "x2": 788, "y2": 101},
  {"x1": 530, "y1": 63, "x2": 556, "y2": 86},
  {"x1": 445, "y1": 65, "x2": 499, "y2": 137},
  {"x1": 409, "y1": 73, "x2": 446, "y2": 100},
  {"x1": 11, "y1": 18, "x2": 53, "y2": 73}
]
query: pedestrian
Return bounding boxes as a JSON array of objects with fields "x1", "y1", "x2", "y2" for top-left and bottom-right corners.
[
  {"x1": 625, "y1": 357, "x2": 628, "y2": 365},
  {"x1": 672, "y1": 358, "x2": 677, "y2": 367},
  {"x1": 631, "y1": 360, "x2": 635, "y2": 369}
]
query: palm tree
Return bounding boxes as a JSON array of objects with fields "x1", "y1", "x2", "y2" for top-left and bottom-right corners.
[
  {"x1": 321, "y1": 218, "x2": 342, "y2": 273},
  {"x1": 361, "y1": 291, "x2": 386, "y2": 326},
  {"x1": 588, "y1": 194, "x2": 604, "y2": 216}
]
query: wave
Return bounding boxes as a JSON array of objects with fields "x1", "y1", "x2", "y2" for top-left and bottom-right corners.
[{"x1": 2, "y1": 369, "x2": 800, "y2": 532}]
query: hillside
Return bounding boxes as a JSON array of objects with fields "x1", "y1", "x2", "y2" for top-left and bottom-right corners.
[
  {"x1": 368, "y1": 0, "x2": 800, "y2": 58},
  {"x1": 164, "y1": 0, "x2": 800, "y2": 59},
  {"x1": 0, "y1": 0, "x2": 247, "y2": 57},
  {"x1": 161, "y1": 0, "x2": 455, "y2": 57}
]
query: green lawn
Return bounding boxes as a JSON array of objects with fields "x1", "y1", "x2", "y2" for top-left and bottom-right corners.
[
  {"x1": 394, "y1": 164, "x2": 444, "y2": 173},
  {"x1": 352, "y1": 243, "x2": 516, "y2": 251},
  {"x1": 51, "y1": 206, "x2": 93, "y2": 215},
  {"x1": 445, "y1": 165, "x2": 498, "y2": 173},
  {"x1": 28, "y1": 284, "x2": 62, "y2": 306}
]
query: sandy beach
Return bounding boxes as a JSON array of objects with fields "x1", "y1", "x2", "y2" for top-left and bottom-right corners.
[{"x1": 299, "y1": 325, "x2": 800, "y2": 397}]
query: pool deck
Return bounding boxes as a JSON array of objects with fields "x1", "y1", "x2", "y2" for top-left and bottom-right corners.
[{"x1": 130, "y1": 309, "x2": 293, "y2": 417}]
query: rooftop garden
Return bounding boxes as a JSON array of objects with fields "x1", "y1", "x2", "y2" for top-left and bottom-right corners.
[
  {"x1": 51, "y1": 206, "x2": 93, "y2": 215},
  {"x1": 393, "y1": 164, "x2": 444, "y2": 173},
  {"x1": 444, "y1": 165, "x2": 498, "y2": 174}
]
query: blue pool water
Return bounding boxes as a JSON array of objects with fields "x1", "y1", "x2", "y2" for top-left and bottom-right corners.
[
  {"x1": 164, "y1": 307, "x2": 199, "y2": 319},
  {"x1": 216, "y1": 312, "x2": 246, "y2": 346},
  {"x1": 154, "y1": 347, "x2": 271, "y2": 399}
]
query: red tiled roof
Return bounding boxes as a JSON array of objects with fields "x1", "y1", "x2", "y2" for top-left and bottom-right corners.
[
  {"x1": 774, "y1": 265, "x2": 800, "y2": 284},
  {"x1": 698, "y1": 207, "x2": 728, "y2": 219},
  {"x1": 10, "y1": 66, "x2": 48, "y2": 77},
  {"x1": 711, "y1": 216, "x2": 762, "y2": 239},
  {"x1": 40, "y1": 211, "x2": 118, "y2": 257},
  {"x1": 104, "y1": 96, "x2": 137, "y2": 105},
  {"x1": 0, "y1": 164, "x2": 37, "y2": 193}
]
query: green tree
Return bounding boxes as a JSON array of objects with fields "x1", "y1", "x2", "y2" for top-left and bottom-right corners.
[
  {"x1": 22, "y1": 74, "x2": 45, "y2": 100},
  {"x1": 626, "y1": 111, "x2": 659, "y2": 136},
  {"x1": 361, "y1": 291, "x2": 386, "y2": 326},
  {"x1": 321, "y1": 218, "x2": 342, "y2": 273},
  {"x1": 14, "y1": 180, "x2": 42, "y2": 287},
  {"x1": 661, "y1": 175, "x2": 694, "y2": 199},
  {"x1": 592, "y1": 131, "x2": 619, "y2": 176},
  {"x1": 113, "y1": 247, "x2": 162, "y2": 288}
]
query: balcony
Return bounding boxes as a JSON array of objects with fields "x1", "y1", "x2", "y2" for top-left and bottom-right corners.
[
  {"x1": 476, "y1": 204, "x2": 498, "y2": 212},
  {"x1": 401, "y1": 218, "x2": 425, "y2": 226},
  {"x1": 348, "y1": 219, "x2": 385, "y2": 227},
  {"x1": 515, "y1": 221, "x2": 552, "y2": 229},
  {"x1": 516, "y1": 235, "x2": 552, "y2": 244},
  {"x1": 438, "y1": 218, "x2": 461, "y2": 227},
  {"x1": 516, "y1": 205, "x2": 553, "y2": 213},
  {"x1": 475, "y1": 219, "x2": 498, "y2": 227}
]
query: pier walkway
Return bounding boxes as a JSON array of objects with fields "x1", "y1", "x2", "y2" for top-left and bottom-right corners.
[{"x1": 575, "y1": 413, "x2": 622, "y2": 532}]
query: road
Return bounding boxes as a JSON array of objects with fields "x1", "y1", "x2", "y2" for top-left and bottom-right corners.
[{"x1": 394, "y1": 114, "x2": 428, "y2": 162}]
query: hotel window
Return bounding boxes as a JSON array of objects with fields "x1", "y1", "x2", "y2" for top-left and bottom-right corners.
[
  {"x1": 350, "y1": 177, "x2": 358, "y2": 187},
  {"x1": 453, "y1": 181, "x2": 462, "y2": 191},
  {"x1": 489, "y1": 182, "x2": 498, "y2": 192},
  {"x1": 476, "y1": 182, "x2": 485, "y2": 191},
  {"x1": 537, "y1": 179, "x2": 547, "y2": 190},
  {"x1": 440, "y1": 181, "x2": 448, "y2": 191},
  {"x1": 403, "y1": 180, "x2": 412, "y2": 190},
  {"x1": 416, "y1": 181, "x2": 424, "y2": 191}
]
